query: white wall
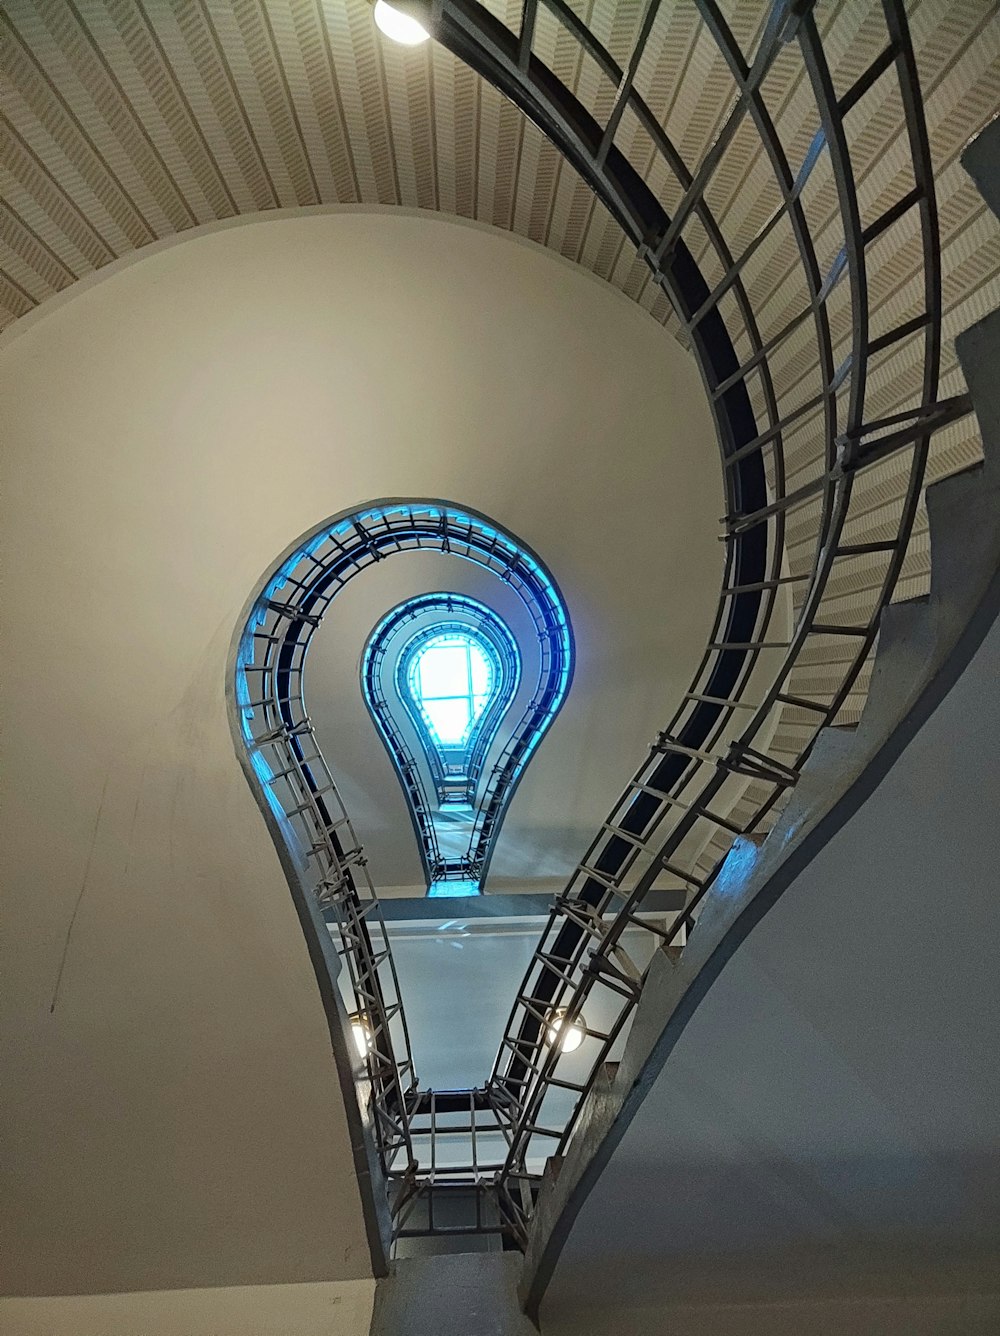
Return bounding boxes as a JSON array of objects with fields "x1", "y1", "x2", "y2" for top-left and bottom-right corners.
[
  {"x1": 0, "y1": 1280, "x2": 375, "y2": 1336},
  {"x1": 0, "y1": 208, "x2": 721, "y2": 1296}
]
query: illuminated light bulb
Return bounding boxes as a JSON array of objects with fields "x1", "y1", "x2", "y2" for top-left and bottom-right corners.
[
  {"x1": 350, "y1": 1015, "x2": 374, "y2": 1059},
  {"x1": 546, "y1": 1008, "x2": 586, "y2": 1054},
  {"x1": 373, "y1": 0, "x2": 430, "y2": 45}
]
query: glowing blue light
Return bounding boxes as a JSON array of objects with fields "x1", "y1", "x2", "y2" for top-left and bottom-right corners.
[
  {"x1": 240, "y1": 502, "x2": 575, "y2": 901},
  {"x1": 409, "y1": 632, "x2": 496, "y2": 748},
  {"x1": 428, "y1": 878, "x2": 481, "y2": 898}
]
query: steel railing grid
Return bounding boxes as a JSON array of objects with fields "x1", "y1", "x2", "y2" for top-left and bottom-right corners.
[{"x1": 230, "y1": 0, "x2": 971, "y2": 1249}]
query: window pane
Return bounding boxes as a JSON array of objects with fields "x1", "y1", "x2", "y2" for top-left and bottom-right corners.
[
  {"x1": 418, "y1": 645, "x2": 470, "y2": 699},
  {"x1": 424, "y1": 697, "x2": 471, "y2": 745}
]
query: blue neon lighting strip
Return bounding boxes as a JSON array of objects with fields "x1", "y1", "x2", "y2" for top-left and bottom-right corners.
[
  {"x1": 362, "y1": 592, "x2": 529, "y2": 889},
  {"x1": 237, "y1": 501, "x2": 574, "y2": 898}
]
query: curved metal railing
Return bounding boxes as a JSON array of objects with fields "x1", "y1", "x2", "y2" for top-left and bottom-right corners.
[
  {"x1": 396, "y1": 0, "x2": 972, "y2": 1240},
  {"x1": 362, "y1": 593, "x2": 522, "y2": 881},
  {"x1": 230, "y1": 500, "x2": 573, "y2": 1223},
  {"x1": 394, "y1": 607, "x2": 520, "y2": 810},
  {"x1": 230, "y1": 0, "x2": 974, "y2": 1248}
]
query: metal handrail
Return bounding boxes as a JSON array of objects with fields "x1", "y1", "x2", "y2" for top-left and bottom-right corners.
[
  {"x1": 230, "y1": 501, "x2": 573, "y2": 1221},
  {"x1": 361, "y1": 593, "x2": 522, "y2": 882},
  {"x1": 397, "y1": 0, "x2": 968, "y2": 1241},
  {"x1": 230, "y1": 0, "x2": 973, "y2": 1249}
]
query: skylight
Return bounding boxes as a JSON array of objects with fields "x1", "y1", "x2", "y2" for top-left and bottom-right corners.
[
  {"x1": 409, "y1": 633, "x2": 494, "y2": 747},
  {"x1": 358, "y1": 570, "x2": 572, "y2": 893}
]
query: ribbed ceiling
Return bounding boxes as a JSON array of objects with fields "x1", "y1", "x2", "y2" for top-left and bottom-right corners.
[
  {"x1": 1, "y1": 3, "x2": 993, "y2": 325},
  {"x1": 2, "y1": 0, "x2": 997, "y2": 788}
]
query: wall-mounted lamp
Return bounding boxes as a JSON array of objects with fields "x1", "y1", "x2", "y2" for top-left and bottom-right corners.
[
  {"x1": 349, "y1": 1013, "x2": 375, "y2": 1059},
  {"x1": 373, "y1": 0, "x2": 430, "y2": 45},
  {"x1": 546, "y1": 1007, "x2": 587, "y2": 1054}
]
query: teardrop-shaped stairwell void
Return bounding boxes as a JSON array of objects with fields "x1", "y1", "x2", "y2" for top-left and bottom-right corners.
[
  {"x1": 231, "y1": 500, "x2": 573, "y2": 909},
  {"x1": 362, "y1": 594, "x2": 528, "y2": 895}
]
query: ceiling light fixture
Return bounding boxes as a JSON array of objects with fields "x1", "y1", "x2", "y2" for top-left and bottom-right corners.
[
  {"x1": 373, "y1": 0, "x2": 430, "y2": 45},
  {"x1": 546, "y1": 1007, "x2": 587, "y2": 1054}
]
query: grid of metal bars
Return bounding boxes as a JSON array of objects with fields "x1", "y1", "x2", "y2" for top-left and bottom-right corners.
[
  {"x1": 230, "y1": 0, "x2": 976, "y2": 1249},
  {"x1": 392, "y1": 0, "x2": 975, "y2": 1243},
  {"x1": 230, "y1": 500, "x2": 573, "y2": 1225},
  {"x1": 362, "y1": 594, "x2": 525, "y2": 883},
  {"x1": 393, "y1": 1088, "x2": 512, "y2": 1238}
]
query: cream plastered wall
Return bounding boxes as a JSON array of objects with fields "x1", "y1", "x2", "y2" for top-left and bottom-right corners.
[
  {"x1": 0, "y1": 207, "x2": 721, "y2": 1297},
  {"x1": 0, "y1": 1280, "x2": 375, "y2": 1336}
]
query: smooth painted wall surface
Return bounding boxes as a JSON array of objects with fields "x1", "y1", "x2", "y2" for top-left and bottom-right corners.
[
  {"x1": 543, "y1": 1292, "x2": 1000, "y2": 1336},
  {"x1": 541, "y1": 586, "x2": 1000, "y2": 1331},
  {"x1": 0, "y1": 1280, "x2": 375, "y2": 1336},
  {"x1": 0, "y1": 209, "x2": 721, "y2": 1295}
]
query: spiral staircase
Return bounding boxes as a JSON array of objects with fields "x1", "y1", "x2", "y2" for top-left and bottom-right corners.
[
  {"x1": 219, "y1": 0, "x2": 1000, "y2": 1269},
  {"x1": 1, "y1": 0, "x2": 997, "y2": 1329}
]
